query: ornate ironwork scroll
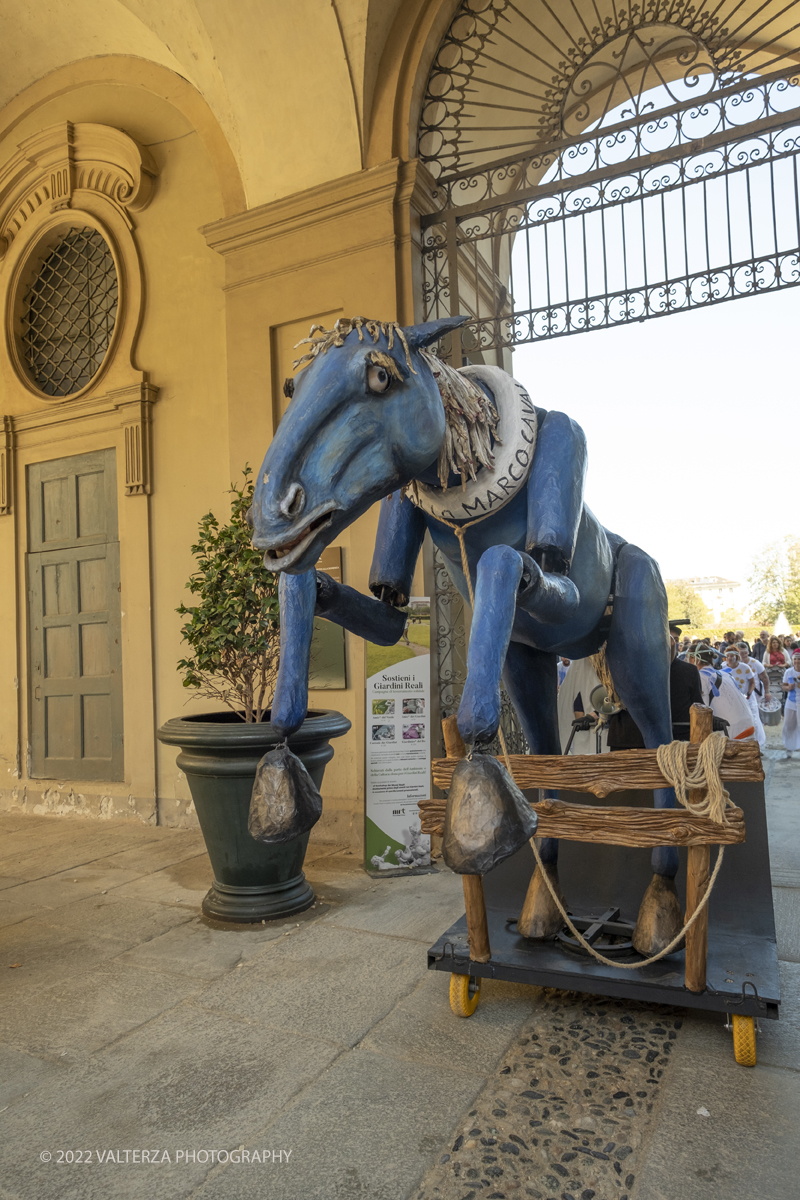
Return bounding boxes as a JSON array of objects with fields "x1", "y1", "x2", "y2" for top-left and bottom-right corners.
[
  {"x1": 422, "y1": 66, "x2": 800, "y2": 349},
  {"x1": 420, "y1": 0, "x2": 800, "y2": 179}
]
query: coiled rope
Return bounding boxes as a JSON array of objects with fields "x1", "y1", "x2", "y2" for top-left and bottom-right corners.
[{"x1": 445, "y1": 518, "x2": 728, "y2": 970}]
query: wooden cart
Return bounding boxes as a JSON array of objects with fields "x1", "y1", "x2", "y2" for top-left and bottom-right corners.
[{"x1": 419, "y1": 706, "x2": 777, "y2": 1067}]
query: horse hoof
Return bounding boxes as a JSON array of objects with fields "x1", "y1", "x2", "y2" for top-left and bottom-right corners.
[
  {"x1": 517, "y1": 861, "x2": 565, "y2": 939},
  {"x1": 632, "y1": 875, "x2": 683, "y2": 956},
  {"x1": 442, "y1": 754, "x2": 538, "y2": 875}
]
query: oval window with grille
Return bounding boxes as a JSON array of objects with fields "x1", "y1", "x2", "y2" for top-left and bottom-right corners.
[{"x1": 19, "y1": 227, "x2": 118, "y2": 398}]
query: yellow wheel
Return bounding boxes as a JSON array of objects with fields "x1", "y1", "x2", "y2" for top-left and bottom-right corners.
[
  {"x1": 732, "y1": 1014, "x2": 757, "y2": 1067},
  {"x1": 450, "y1": 973, "x2": 481, "y2": 1017}
]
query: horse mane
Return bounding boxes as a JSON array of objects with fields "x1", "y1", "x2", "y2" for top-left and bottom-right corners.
[{"x1": 293, "y1": 317, "x2": 499, "y2": 491}]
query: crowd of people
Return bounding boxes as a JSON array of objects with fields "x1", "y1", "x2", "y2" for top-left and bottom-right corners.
[{"x1": 556, "y1": 626, "x2": 800, "y2": 755}]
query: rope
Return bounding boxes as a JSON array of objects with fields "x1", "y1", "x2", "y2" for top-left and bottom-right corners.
[
  {"x1": 656, "y1": 735, "x2": 733, "y2": 824},
  {"x1": 590, "y1": 643, "x2": 621, "y2": 707},
  {"x1": 445, "y1": 520, "x2": 726, "y2": 971}
]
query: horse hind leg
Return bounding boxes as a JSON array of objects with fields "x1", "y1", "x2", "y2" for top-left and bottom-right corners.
[
  {"x1": 501, "y1": 641, "x2": 566, "y2": 939},
  {"x1": 604, "y1": 543, "x2": 683, "y2": 956}
]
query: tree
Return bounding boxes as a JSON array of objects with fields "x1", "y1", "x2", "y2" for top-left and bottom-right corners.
[
  {"x1": 177, "y1": 468, "x2": 281, "y2": 722},
  {"x1": 748, "y1": 536, "x2": 800, "y2": 626},
  {"x1": 664, "y1": 579, "x2": 711, "y2": 627}
]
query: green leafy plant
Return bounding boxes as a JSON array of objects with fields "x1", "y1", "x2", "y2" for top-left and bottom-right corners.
[{"x1": 177, "y1": 468, "x2": 280, "y2": 722}]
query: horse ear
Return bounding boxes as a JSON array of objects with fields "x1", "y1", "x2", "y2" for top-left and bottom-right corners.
[{"x1": 402, "y1": 315, "x2": 469, "y2": 351}]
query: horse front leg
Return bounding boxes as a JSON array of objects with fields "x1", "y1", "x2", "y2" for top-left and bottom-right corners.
[
  {"x1": 457, "y1": 545, "x2": 524, "y2": 747},
  {"x1": 271, "y1": 570, "x2": 317, "y2": 738},
  {"x1": 456, "y1": 543, "x2": 579, "y2": 746},
  {"x1": 272, "y1": 570, "x2": 407, "y2": 739},
  {"x1": 444, "y1": 545, "x2": 539, "y2": 877}
]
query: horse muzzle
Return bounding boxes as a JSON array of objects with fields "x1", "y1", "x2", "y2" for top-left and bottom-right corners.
[{"x1": 254, "y1": 501, "x2": 338, "y2": 570}]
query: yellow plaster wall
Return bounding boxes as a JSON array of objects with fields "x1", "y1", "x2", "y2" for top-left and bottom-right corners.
[{"x1": 0, "y1": 79, "x2": 231, "y2": 825}]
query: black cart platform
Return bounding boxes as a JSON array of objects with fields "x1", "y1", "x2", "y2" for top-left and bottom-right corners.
[{"x1": 428, "y1": 781, "x2": 779, "y2": 1023}]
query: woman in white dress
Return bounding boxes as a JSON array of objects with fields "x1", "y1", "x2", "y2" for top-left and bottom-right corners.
[
  {"x1": 736, "y1": 643, "x2": 767, "y2": 747},
  {"x1": 782, "y1": 649, "x2": 800, "y2": 752}
]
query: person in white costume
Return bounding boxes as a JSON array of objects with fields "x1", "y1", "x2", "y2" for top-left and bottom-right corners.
[
  {"x1": 739, "y1": 642, "x2": 771, "y2": 702},
  {"x1": 782, "y1": 649, "x2": 800, "y2": 752},
  {"x1": 556, "y1": 657, "x2": 609, "y2": 754},
  {"x1": 726, "y1": 645, "x2": 766, "y2": 747},
  {"x1": 689, "y1": 647, "x2": 755, "y2": 741}
]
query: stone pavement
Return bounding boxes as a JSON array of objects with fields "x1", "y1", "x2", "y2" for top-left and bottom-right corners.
[{"x1": 0, "y1": 752, "x2": 798, "y2": 1200}]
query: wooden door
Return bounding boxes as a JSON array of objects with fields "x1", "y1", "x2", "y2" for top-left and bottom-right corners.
[{"x1": 27, "y1": 450, "x2": 123, "y2": 780}]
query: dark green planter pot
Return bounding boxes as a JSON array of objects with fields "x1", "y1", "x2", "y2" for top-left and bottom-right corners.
[{"x1": 157, "y1": 709, "x2": 351, "y2": 923}]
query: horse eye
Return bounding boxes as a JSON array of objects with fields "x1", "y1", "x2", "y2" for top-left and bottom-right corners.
[{"x1": 367, "y1": 364, "x2": 391, "y2": 394}]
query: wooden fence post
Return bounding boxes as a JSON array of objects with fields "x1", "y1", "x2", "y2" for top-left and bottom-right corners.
[{"x1": 685, "y1": 704, "x2": 714, "y2": 993}]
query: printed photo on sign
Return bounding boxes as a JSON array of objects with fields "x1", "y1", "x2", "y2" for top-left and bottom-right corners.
[{"x1": 365, "y1": 597, "x2": 432, "y2": 871}]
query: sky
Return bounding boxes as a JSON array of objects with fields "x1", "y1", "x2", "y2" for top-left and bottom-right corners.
[{"x1": 512, "y1": 285, "x2": 798, "y2": 591}]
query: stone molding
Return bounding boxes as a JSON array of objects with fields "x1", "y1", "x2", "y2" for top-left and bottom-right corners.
[
  {"x1": 0, "y1": 415, "x2": 12, "y2": 516},
  {"x1": 203, "y1": 158, "x2": 401, "y2": 257},
  {"x1": 0, "y1": 122, "x2": 158, "y2": 257},
  {"x1": 2, "y1": 383, "x2": 158, "y2": 511}
]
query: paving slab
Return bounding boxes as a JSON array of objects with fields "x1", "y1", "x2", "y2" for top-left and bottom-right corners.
[
  {"x1": 765, "y1": 761, "x2": 800, "y2": 887},
  {"x1": 0, "y1": 1005, "x2": 341, "y2": 1200},
  {"x1": 192, "y1": 1047, "x2": 486, "y2": 1200},
  {"x1": 319, "y1": 867, "x2": 465, "y2": 944},
  {"x1": 772, "y1": 886, "x2": 800, "y2": 963},
  {"x1": 0, "y1": 1044, "x2": 67, "y2": 1107},
  {"x1": 0, "y1": 961, "x2": 204, "y2": 1058},
  {"x1": 632, "y1": 1052, "x2": 800, "y2": 1200},
  {"x1": 99, "y1": 831, "x2": 206, "y2": 875},
  {"x1": 30, "y1": 893, "x2": 195, "y2": 945},
  {"x1": 0, "y1": 824, "x2": 163, "y2": 882},
  {"x1": 0, "y1": 917, "x2": 133, "y2": 993},
  {"x1": 110, "y1": 854, "x2": 211, "y2": 910},
  {"x1": 113, "y1": 918, "x2": 276, "y2": 980},
  {"x1": 196, "y1": 924, "x2": 425, "y2": 1047},
  {"x1": 364, "y1": 970, "x2": 536, "y2": 1074},
  {"x1": 0, "y1": 864, "x2": 146, "y2": 929}
]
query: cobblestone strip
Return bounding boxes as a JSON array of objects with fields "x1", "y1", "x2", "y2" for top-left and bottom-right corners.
[{"x1": 416, "y1": 990, "x2": 681, "y2": 1200}]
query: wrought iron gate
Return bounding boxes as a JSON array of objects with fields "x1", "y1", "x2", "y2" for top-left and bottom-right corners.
[
  {"x1": 419, "y1": 1, "x2": 800, "y2": 743},
  {"x1": 422, "y1": 65, "x2": 800, "y2": 362}
]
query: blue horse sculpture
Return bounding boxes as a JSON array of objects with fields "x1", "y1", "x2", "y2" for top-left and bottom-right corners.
[{"x1": 251, "y1": 315, "x2": 678, "y2": 955}]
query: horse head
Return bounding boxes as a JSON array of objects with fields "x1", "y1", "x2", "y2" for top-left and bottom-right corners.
[{"x1": 251, "y1": 314, "x2": 467, "y2": 573}]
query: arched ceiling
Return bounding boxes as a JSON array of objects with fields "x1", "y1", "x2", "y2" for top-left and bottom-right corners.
[{"x1": 419, "y1": 0, "x2": 800, "y2": 178}]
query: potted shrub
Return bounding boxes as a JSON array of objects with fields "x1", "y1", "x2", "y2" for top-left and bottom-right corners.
[{"x1": 157, "y1": 469, "x2": 350, "y2": 922}]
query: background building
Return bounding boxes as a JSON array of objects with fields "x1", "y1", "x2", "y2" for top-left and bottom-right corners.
[{"x1": 686, "y1": 577, "x2": 749, "y2": 625}]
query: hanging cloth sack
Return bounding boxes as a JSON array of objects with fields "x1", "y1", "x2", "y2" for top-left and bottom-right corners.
[{"x1": 248, "y1": 743, "x2": 323, "y2": 844}]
